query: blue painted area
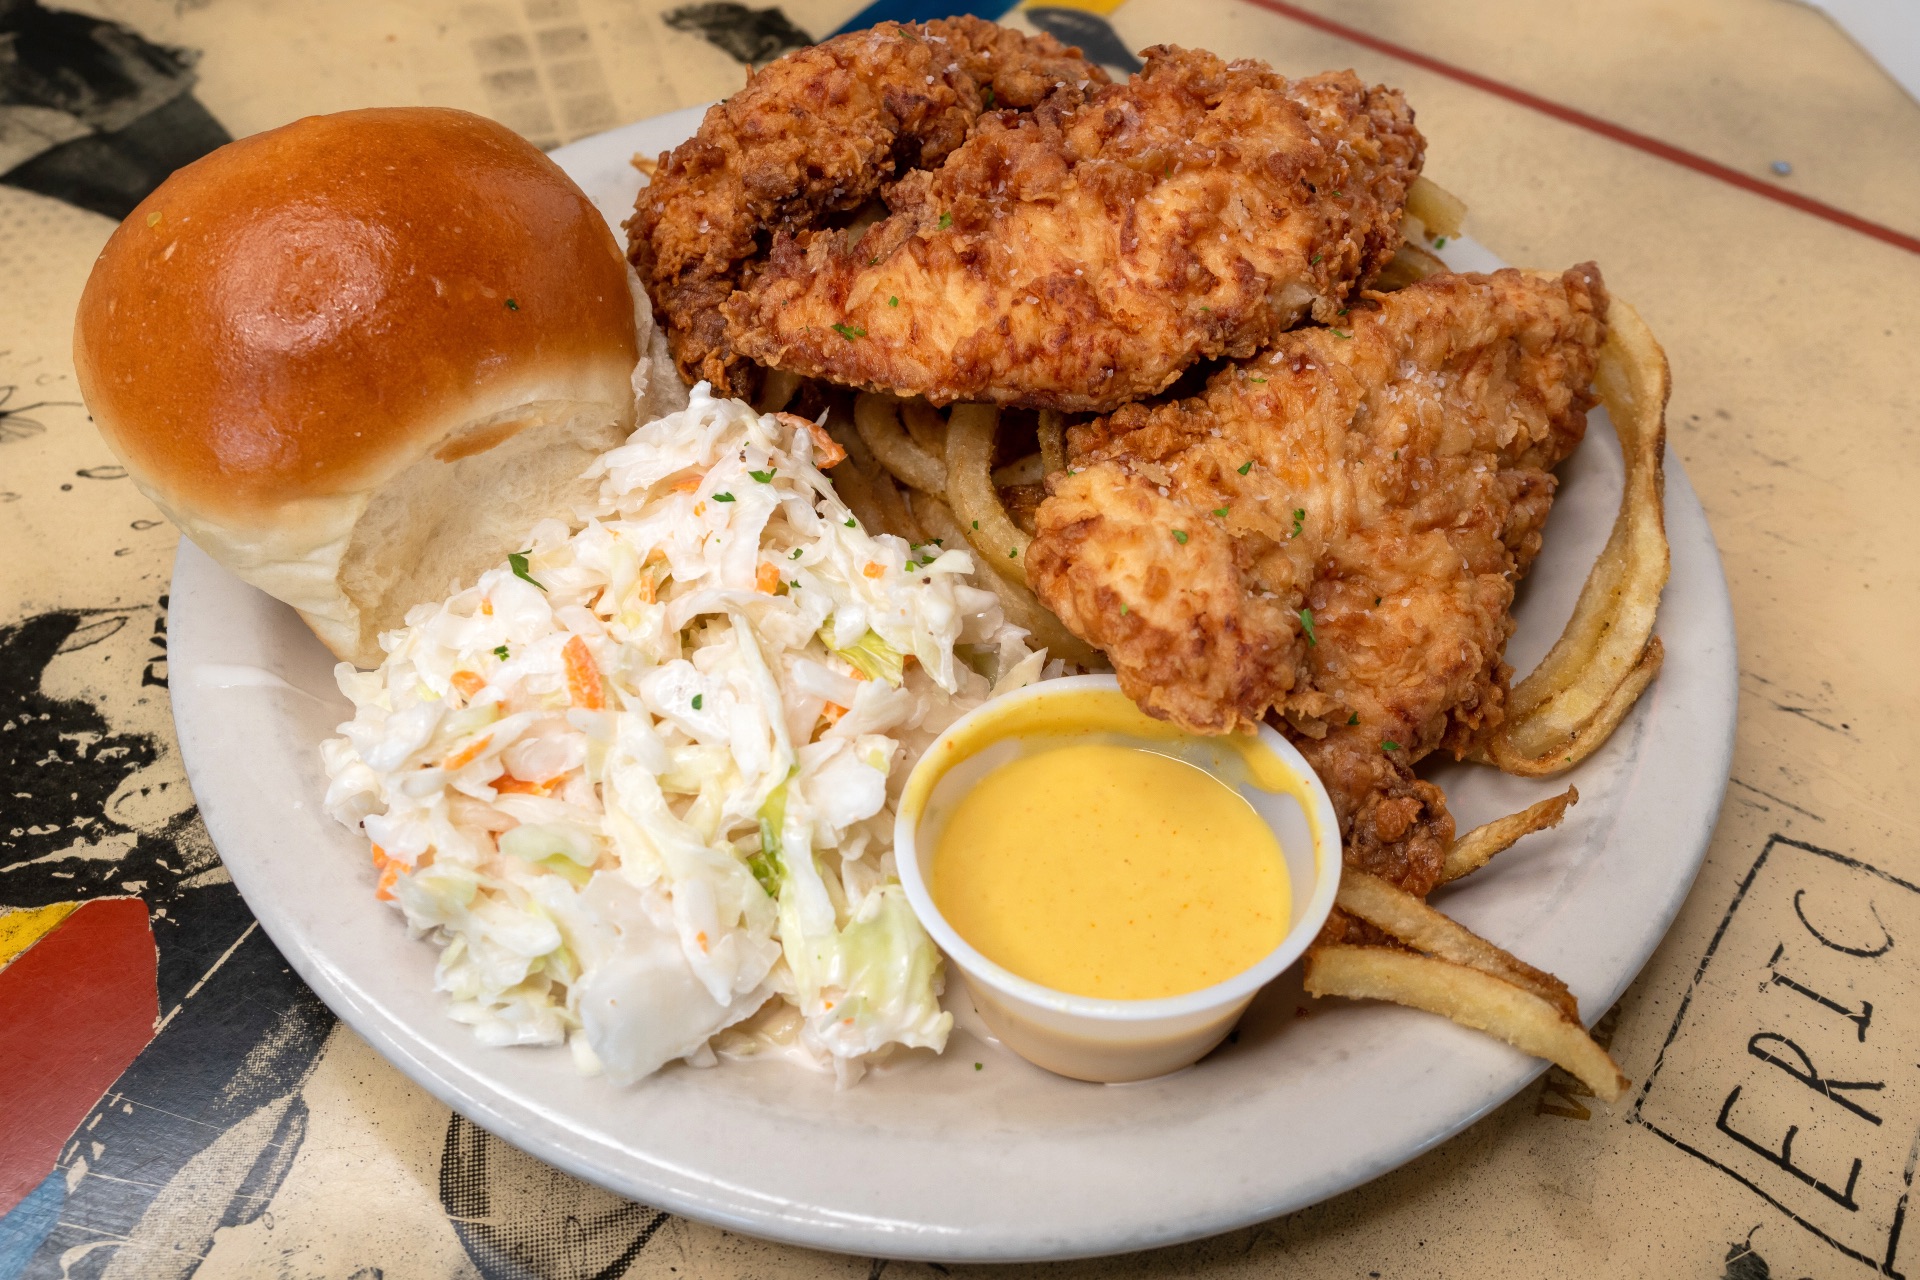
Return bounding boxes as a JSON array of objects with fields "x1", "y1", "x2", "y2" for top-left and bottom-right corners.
[
  {"x1": 0, "y1": 1173, "x2": 64, "y2": 1280},
  {"x1": 830, "y1": 0, "x2": 1022, "y2": 37}
]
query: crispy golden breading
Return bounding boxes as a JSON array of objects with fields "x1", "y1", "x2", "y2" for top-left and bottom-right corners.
[
  {"x1": 627, "y1": 18, "x2": 1107, "y2": 396},
  {"x1": 725, "y1": 47, "x2": 1424, "y2": 412},
  {"x1": 1027, "y1": 266, "x2": 1608, "y2": 892}
]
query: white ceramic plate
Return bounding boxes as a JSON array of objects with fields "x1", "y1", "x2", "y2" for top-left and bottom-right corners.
[{"x1": 168, "y1": 110, "x2": 1738, "y2": 1262}]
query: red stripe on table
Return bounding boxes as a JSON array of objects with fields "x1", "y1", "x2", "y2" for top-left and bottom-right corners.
[
  {"x1": 0, "y1": 898, "x2": 158, "y2": 1217},
  {"x1": 1241, "y1": 0, "x2": 1920, "y2": 258}
]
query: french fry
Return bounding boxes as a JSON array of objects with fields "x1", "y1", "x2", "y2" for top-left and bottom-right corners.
[
  {"x1": 1406, "y1": 175, "x2": 1467, "y2": 239},
  {"x1": 991, "y1": 453, "x2": 1047, "y2": 487},
  {"x1": 1439, "y1": 787, "x2": 1578, "y2": 885},
  {"x1": 945, "y1": 403, "x2": 1034, "y2": 585},
  {"x1": 1335, "y1": 869, "x2": 1576, "y2": 1020},
  {"x1": 826, "y1": 412, "x2": 925, "y2": 542},
  {"x1": 1478, "y1": 294, "x2": 1670, "y2": 775},
  {"x1": 1304, "y1": 945, "x2": 1628, "y2": 1103},
  {"x1": 1037, "y1": 410, "x2": 1067, "y2": 476},
  {"x1": 855, "y1": 393, "x2": 948, "y2": 494},
  {"x1": 1374, "y1": 239, "x2": 1448, "y2": 290},
  {"x1": 902, "y1": 398, "x2": 950, "y2": 458},
  {"x1": 754, "y1": 367, "x2": 803, "y2": 413}
]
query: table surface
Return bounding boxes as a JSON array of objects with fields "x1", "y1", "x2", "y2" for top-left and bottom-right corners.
[{"x1": 2, "y1": 1, "x2": 1916, "y2": 1277}]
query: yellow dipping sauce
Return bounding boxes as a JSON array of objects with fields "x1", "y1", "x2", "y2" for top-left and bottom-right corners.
[{"x1": 931, "y1": 741, "x2": 1291, "y2": 1000}]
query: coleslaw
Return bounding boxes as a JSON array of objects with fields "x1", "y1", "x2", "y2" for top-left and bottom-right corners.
[{"x1": 321, "y1": 387, "x2": 1044, "y2": 1084}]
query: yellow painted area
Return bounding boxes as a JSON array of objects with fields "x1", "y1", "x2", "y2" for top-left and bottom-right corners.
[
  {"x1": 0, "y1": 901, "x2": 81, "y2": 971},
  {"x1": 934, "y1": 742, "x2": 1290, "y2": 999}
]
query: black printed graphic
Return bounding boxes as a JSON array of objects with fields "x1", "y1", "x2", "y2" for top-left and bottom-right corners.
[
  {"x1": 1, "y1": 608, "x2": 336, "y2": 1278},
  {"x1": 663, "y1": 3, "x2": 812, "y2": 65},
  {"x1": 0, "y1": 0, "x2": 230, "y2": 218},
  {"x1": 1634, "y1": 835, "x2": 1920, "y2": 1277},
  {"x1": 440, "y1": 1114, "x2": 668, "y2": 1278}
]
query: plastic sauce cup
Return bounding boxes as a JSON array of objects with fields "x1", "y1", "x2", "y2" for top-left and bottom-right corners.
[{"x1": 894, "y1": 674, "x2": 1342, "y2": 1083}]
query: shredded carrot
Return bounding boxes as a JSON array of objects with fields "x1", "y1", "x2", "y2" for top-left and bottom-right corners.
[
  {"x1": 776, "y1": 412, "x2": 847, "y2": 467},
  {"x1": 480, "y1": 598, "x2": 494, "y2": 616},
  {"x1": 671, "y1": 473, "x2": 703, "y2": 493},
  {"x1": 492, "y1": 774, "x2": 554, "y2": 796},
  {"x1": 694, "y1": 502, "x2": 706, "y2": 517},
  {"x1": 450, "y1": 670, "x2": 486, "y2": 699},
  {"x1": 635, "y1": 568, "x2": 659, "y2": 605},
  {"x1": 863, "y1": 561, "x2": 884, "y2": 579},
  {"x1": 755, "y1": 561, "x2": 781, "y2": 594},
  {"x1": 442, "y1": 733, "x2": 493, "y2": 770},
  {"x1": 370, "y1": 844, "x2": 400, "y2": 901},
  {"x1": 564, "y1": 635, "x2": 606, "y2": 709},
  {"x1": 821, "y1": 701, "x2": 848, "y2": 726},
  {"x1": 696, "y1": 930, "x2": 710, "y2": 953}
]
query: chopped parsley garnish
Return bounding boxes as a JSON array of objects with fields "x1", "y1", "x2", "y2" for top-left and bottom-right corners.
[
  {"x1": 1238, "y1": 460, "x2": 1254, "y2": 475},
  {"x1": 1008, "y1": 547, "x2": 1018, "y2": 558},
  {"x1": 983, "y1": 87, "x2": 995, "y2": 108},
  {"x1": 504, "y1": 298, "x2": 519, "y2": 311},
  {"x1": 749, "y1": 468, "x2": 777, "y2": 482},
  {"x1": 1337, "y1": 308, "x2": 1349, "y2": 316},
  {"x1": 1347, "y1": 712, "x2": 1359, "y2": 726},
  {"x1": 1434, "y1": 236, "x2": 1448, "y2": 248},
  {"x1": 712, "y1": 491, "x2": 736, "y2": 502},
  {"x1": 692, "y1": 694, "x2": 704, "y2": 710},
  {"x1": 1298, "y1": 607, "x2": 1317, "y2": 646},
  {"x1": 937, "y1": 212, "x2": 953, "y2": 230},
  {"x1": 1198, "y1": 305, "x2": 1211, "y2": 312},
  {"x1": 507, "y1": 551, "x2": 546, "y2": 591},
  {"x1": 888, "y1": 296, "x2": 899, "y2": 307},
  {"x1": 971, "y1": 520, "x2": 980, "y2": 530},
  {"x1": 1310, "y1": 253, "x2": 1323, "y2": 265},
  {"x1": 790, "y1": 548, "x2": 803, "y2": 559},
  {"x1": 830, "y1": 323, "x2": 866, "y2": 341},
  {"x1": 974, "y1": 1062, "x2": 984, "y2": 1071},
  {"x1": 1381, "y1": 740, "x2": 1401, "y2": 752},
  {"x1": 790, "y1": 580, "x2": 801, "y2": 589},
  {"x1": 1212, "y1": 506, "x2": 1230, "y2": 518},
  {"x1": 1120, "y1": 603, "x2": 1130, "y2": 615},
  {"x1": 1171, "y1": 529, "x2": 1189, "y2": 544},
  {"x1": 493, "y1": 644, "x2": 510, "y2": 661},
  {"x1": 1291, "y1": 507, "x2": 1306, "y2": 538},
  {"x1": 1331, "y1": 329, "x2": 1351, "y2": 339},
  {"x1": 1249, "y1": 376, "x2": 1267, "y2": 383},
  {"x1": 845, "y1": 518, "x2": 857, "y2": 528},
  {"x1": 868, "y1": 255, "x2": 879, "y2": 266}
]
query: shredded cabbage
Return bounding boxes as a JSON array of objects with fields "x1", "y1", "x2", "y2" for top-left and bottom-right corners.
[{"x1": 323, "y1": 386, "x2": 1045, "y2": 1085}]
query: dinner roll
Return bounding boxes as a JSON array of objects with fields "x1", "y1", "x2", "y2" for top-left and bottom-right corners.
[{"x1": 74, "y1": 106, "x2": 676, "y2": 668}]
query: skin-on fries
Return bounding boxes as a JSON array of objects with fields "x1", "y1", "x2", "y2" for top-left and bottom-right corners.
[
  {"x1": 1335, "y1": 869, "x2": 1576, "y2": 1020},
  {"x1": 1439, "y1": 787, "x2": 1578, "y2": 885},
  {"x1": 1305, "y1": 945, "x2": 1628, "y2": 1102},
  {"x1": 1478, "y1": 296, "x2": 1670, "y2": 776},
  {"x1": 946, "y1": 403, "x2": 1036, "y2": 585},
  {"x1": 854, "y1": 392, "x2": 948, "y2": 495}
]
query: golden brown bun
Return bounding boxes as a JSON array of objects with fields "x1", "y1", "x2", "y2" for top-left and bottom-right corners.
[{"x1": 74, "y1": 106, "x2": 673, "y2": 667}]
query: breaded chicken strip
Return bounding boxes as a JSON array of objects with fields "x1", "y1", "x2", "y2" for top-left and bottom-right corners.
[
  {"x1": 725, "y1": 46, "x2": 1423, "y2": 412},
  {"x1": 1026, "y1": 266, "x2": 1608, "y2": 892},
  {"x1": 627, "y1": 17, "x2": 1107, "y2": 396}
]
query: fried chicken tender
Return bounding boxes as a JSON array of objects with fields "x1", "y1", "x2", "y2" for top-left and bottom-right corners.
[
  {"x1": 725, "y1": 46, "x2": 1424, "y2": 413},
  {"x1": 627, "y1": 17, "x2": 1107, "y2": 396},
  {"x1": 1026, "y1": 266, "x2": 1608, "y2": 892}
]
